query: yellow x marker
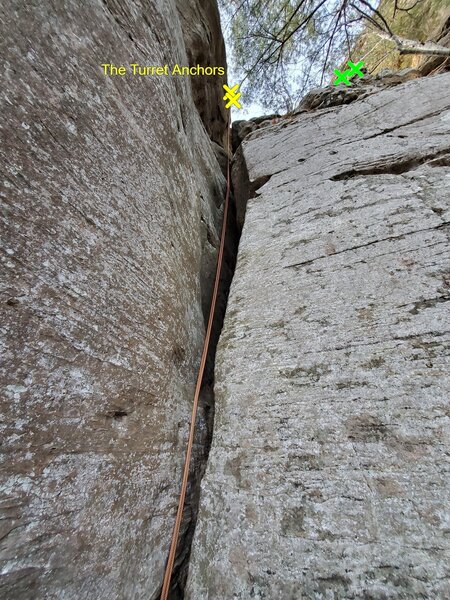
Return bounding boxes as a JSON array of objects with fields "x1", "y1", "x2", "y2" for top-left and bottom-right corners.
[{"x1": 223, "y1": 84, "x2": 242, "y2": 109}]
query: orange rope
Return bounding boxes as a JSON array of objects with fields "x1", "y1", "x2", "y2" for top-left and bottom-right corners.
[{"x1": 160, "y1": 111, "x2": 232, "y2": 600}]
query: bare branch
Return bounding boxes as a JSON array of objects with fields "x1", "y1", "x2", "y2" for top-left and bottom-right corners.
[
  {"x1": 350, "y1": 3, "x2": 385, "y2": 33},
  {"x1": 343, "y1": 4, "x2": 353, "y2": 59},
  {"x1": 394, "y1": 0, "x2": 423, "y2": 18},
  {"x1": 373, "y1": 29, "x2": 450, "y2": 57},
  {"x1": 358, "y1": 0, "x2": 396, "y2": 38},
  {"x1": 321, "y1": 0, "x2": 347, "y2": 85},
  {"x1": 399, "y1": 46, "x2": 450, "y2": 57},
  {"x1": 264, "y1": 0, "x2": 329, "y2": 64}
]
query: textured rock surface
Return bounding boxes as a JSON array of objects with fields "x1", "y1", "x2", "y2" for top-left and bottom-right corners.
[
  {"x1": 0, "y1": 1, "x2": 226, "y2": 598},
  {"x1": 176, "y1": 0, "x2": 228, "y2": 147},
  {"x1": 187, "y1": 73, "x2": 450, "y2": 598},
  {"x1": 298, "y1": 68, "x2": 423, "y2": 113}
]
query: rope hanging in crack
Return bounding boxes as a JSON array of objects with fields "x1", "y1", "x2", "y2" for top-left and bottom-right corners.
[{"x1": 160, "y1": 111, "x2": 232, "y2": 600}]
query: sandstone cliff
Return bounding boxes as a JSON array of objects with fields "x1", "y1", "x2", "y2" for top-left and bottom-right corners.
[
  {"x1": 187, "y1": 73, "x2": 450, "y2": 598},
  {"x1": 2, "y1": 1, "x2": 450, "y2": 599},
  {"x1": 175, "y1": 0, "x2": 228, "y2": 148},
  {"x1": 0, "y1": 1, "x2": 226, "y2": 598}
]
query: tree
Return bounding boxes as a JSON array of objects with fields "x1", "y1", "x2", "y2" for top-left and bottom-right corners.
[{"x1": 221, "y1": 0, "x2": 450, "y2": 112}]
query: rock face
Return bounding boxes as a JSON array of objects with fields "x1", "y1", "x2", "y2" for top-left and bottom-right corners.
[
  {"x1": 297, "y1": 68, "x2": 423, "y2": 112},
  {"x1": 0, "y1": 1, "x2": 226, "y2": 598},
  {"x1": 187, "y1": 73, "x2": 450, "y2": 598},
  {"x1": 175, "y1": 0, "x2": 228, "y2": 147}
]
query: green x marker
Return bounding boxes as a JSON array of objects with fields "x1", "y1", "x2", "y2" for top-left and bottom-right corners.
[{"x1": 334, "y1": 60, "x2": 365, "y2": 86}]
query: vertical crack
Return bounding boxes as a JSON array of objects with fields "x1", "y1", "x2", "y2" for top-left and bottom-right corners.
[{"x1": 165, "y1": 149, "x2": 242, "y2": 600}]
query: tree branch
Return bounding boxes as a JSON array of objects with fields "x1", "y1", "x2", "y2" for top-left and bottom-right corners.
[
  {"x1": 373, "y1": 29, "x2": 450, "y2": 57},
  {"x1": 394, "y1": 0, "x2": 423, "y2": 18},
  {"x1": 357, "y1": 0, "x2": 396, "y2": 38}
]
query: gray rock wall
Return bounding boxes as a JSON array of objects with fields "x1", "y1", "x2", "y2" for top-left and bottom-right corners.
[
  {"x1": 175, "y1": 0, "x2": 228, "y2": 148},
  {"x1": 0, "y1": 1, "x2": 226, "y2": 598},
  {"x1": 187, "y1": 73, "x2": 450, "y2": 599}
]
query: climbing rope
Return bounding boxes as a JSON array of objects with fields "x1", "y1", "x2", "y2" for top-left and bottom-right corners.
[{"x1": 160, "y1": 110, "x2": 232, "y2": 600}]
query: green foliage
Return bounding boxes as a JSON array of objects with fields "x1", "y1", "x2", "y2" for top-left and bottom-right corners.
[
  {"x1": 221, "y1": 0, "x2": 449, "y2": 113},
  {"x1": 221, "y1": 0, "x2": 360, "y2": 112},
  {"x1": 354, "y1": 0, "x2": 450, "y2": 73}
]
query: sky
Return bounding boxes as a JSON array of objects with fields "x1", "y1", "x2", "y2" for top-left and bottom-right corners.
[{"x1": 219, "y1": 6, "x2": 268, "y2": 121}]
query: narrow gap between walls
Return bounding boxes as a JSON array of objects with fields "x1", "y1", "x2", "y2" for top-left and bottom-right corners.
[{"x1": 166, "y1": 127, "x2": 244, "y2": 600}]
